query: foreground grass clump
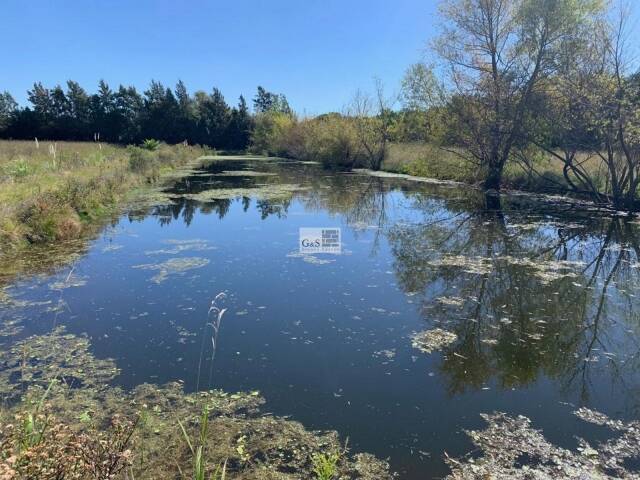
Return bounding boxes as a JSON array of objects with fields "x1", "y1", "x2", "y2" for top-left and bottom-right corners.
[
  {"x1": 0, "y1": 328, "x2": 394, "y2": 479},
  {"x1": 0, "y1": 140, "x2": 211, "y2": 254}
]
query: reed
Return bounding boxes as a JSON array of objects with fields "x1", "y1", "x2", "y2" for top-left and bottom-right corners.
[{"x1": 196, "y1": 292, "x2": 227, "y2": 392}]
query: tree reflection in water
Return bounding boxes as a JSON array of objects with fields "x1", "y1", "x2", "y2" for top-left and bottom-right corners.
[
  {"x1": 386, "y1": 192, "x2": 640, "y2": 411},
  {"x1": 137, "y1": 160, "x2": 640, "y2": 414}
]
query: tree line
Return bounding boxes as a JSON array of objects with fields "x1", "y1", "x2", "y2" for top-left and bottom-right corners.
[
  {"x1": 2, "y1": 0, "x2": 639, "y2": 210},
  {"x1": 0, "y1": 81, "x2": 293, "y2": 150}
]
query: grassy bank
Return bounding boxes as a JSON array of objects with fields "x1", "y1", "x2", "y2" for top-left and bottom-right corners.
[
  {"x1": 383, "y1": 142, "x2": 608, "y2": 195},
  {"x1": 0, "y1": 140, "x2": 212, "y2": 255}
]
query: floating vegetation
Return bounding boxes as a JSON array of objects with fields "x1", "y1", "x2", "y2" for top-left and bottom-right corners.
[
  {"x1": 0, "y1": 328, "x2": 394, "y2": 479},
  {"x1": 0, "y1": 317, "x2": 23, "y2": 337},
  {"x1": 373, "y1": 349, "x2": 396, "y2": 360},
  {"x1": 48, "y1": 272, "x2": 88, "y2": 290},
  {"x1": 145, "y1": 239, "x2": 215, "y2": 255},
  {"x1": 428, "y1": 255, "x2": 493, "y2": 275},
  {"x1": 499, "y1": 256, "x2": 585, "y2": 284},
  {"x1": 0, "y1": 326, "x2": 119, "y2": 400},
  {"x1": 102, "y1": 243, "x2": 124, "y2": 253},
  {"x1": 436, "y1": 296, "x2": 465, "y2": 307},
  {"x1": 286, "y1": 251, "x2": 336, "y2": 265},
  {"x1": 356, "y1": 168, "x2": 462, "y2": 186},
  {"x1": 427, "y1": 254, "x2": 586, "y2": 282},
  {"x1": 212, "y1": 170, "x2": 277, "y2": 177},
  {"x1": 412, "y1": 328, "x2": 458, "y2": 354},
  {"x1": 0, "y1": 287, "x2": 15, "y2": 307},
  {"x1": 129, "y1": 186, "x2": 178, "y2": 209},
  {"x1": 177, "y1": 184, "x2": 307, "y2": 202},
  {"x1": 447, "y1": 409, "x2": 640, "y2": 479},
  {"x1": 133, "y1": 257, "x2": 210, "y2": 283},
  {"x1": 303, "y1": 255, "x2": 335, "y2": 265}
]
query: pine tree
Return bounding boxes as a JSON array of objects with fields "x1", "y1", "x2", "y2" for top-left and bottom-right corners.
[{"x1": 0, "y1": 92, "x2": 17, "y2": 133}]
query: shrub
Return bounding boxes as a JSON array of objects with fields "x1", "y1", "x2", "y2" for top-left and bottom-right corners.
[
  {"x1": 141, "y1": 138, "x2": 160, "y2": 151},
  {"x1": 250, "y1": 111, "x2": 295, "y2": 156},
  {"x1": 128, "y1": 146, "x2": 158, "y2": 176},
  {"x1": 249, "y1": 112, "x2": 365, "y2": 169}
]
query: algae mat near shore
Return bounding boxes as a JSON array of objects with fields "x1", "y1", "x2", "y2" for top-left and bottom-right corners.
[{"x1": 0, "y1": 328, "x2": 394, "y2": 479}]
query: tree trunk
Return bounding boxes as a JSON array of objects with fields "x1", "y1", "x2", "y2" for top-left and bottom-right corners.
[
  {"x1": 483, "y1": 163, "x2": 503, "y2": 191},
  {"x1": 484, "y1": 191, "x2": 502, "y2": 210}
]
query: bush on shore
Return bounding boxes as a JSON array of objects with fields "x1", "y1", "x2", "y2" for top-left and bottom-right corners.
[{"x1": 250, "y1": 112, "x2": 370, "y2": 169}]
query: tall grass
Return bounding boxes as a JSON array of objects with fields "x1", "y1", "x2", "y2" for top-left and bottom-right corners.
[
  {"x1": 0, "y1": 140, "x2": 210, "y2": 253},
  {"x1": 312, "y1": 451, "x2": 341, "y2": 480},
  {"x1": 178, "y1": 406, "x2": 227, "y2": 480}
]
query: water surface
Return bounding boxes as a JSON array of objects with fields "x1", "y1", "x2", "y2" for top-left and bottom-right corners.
[{"x1": 2, "y1": 157, "x2": 640, "y2": 478}]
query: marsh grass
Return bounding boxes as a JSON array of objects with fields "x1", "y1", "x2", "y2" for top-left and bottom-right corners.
[
  {"x1": 178, "y1": 406, "x2": 228, "y2": 480},
  {"x1": 0, "y1": 140, "x2": 211, "y2": 255},
  {"x1": 312, "y1": 450, "x2": 341, "y2": 480}
]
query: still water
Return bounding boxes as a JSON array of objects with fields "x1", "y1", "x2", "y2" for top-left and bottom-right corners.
[{"x1": 2, "y1": 157, "x2": 640, "y2": 478}]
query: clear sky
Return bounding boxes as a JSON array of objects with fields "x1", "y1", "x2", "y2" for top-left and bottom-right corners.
[{"x1": 1, "y1": 0, "x2": 439, "y2": 113}]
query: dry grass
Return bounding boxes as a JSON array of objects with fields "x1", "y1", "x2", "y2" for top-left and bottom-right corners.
[
  {"x1": 384, "y1": 143, "x2": 479, "y2": 183},
  {"x1": 0, "y1": 140, "x2": 211, "y2": 254}
]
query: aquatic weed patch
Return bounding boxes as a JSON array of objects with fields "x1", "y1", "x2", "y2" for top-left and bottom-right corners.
[
  {"x1": 0, "y1": 327, "x2": 119, "y2": 401},
  {"x1": 212, "y1": 170, "x2": 278, "y2": 177},
  {"x1": 498, "y1": 256, "x2": 585, "y2": 284},
  {"x1": 132, "y1": 257, "x2": 210, "y2": 283},
  {"x1": 0, "y1": 328, "x2": 395, "y2": 479},
  {"x1": 144, "y1": 239, "x2": 215, "y2": 256},
  {"x1": 411, "y1": 328, "x2": 458, "y2": 354},
  {"x1": 427, "y1": 255, "x2": 493, "y2": 275},
  {"x1": 177, "y1": 184, "x2": 308, "y2": 202},
  {"x1": 447, "y1": 409, "x2": 640, "y2": 479}
]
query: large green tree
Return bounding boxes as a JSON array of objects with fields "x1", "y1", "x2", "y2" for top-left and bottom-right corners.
[{"x1": 435, "y1": 0, "x2": 603, "y2": 192}]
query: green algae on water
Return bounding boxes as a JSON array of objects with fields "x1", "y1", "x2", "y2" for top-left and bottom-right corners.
[
  {"x1": 178, "y1": 184, "x2": 308, "y2": 202},
  {"x1": 0, "y1": 327, "x2": 395, "y2": 480},
  {"x1": 132, "y1": 256, "x2": 210, "y2": 283},
  {"x1": 0, "y1": 326, "x2": 119, "y2": 400},
  {"x1": 447, "y1": 409, "x2": 640, "y2": 479}
]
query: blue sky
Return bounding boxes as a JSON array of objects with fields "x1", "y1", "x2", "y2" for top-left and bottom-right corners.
[{"x1": 1, "y1": 0, "x2": 439, "y2": 113}]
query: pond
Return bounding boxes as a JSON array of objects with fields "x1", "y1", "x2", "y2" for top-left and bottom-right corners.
[{"x1": 2, "y1": 156, "x2": 640, "y2": 478}]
